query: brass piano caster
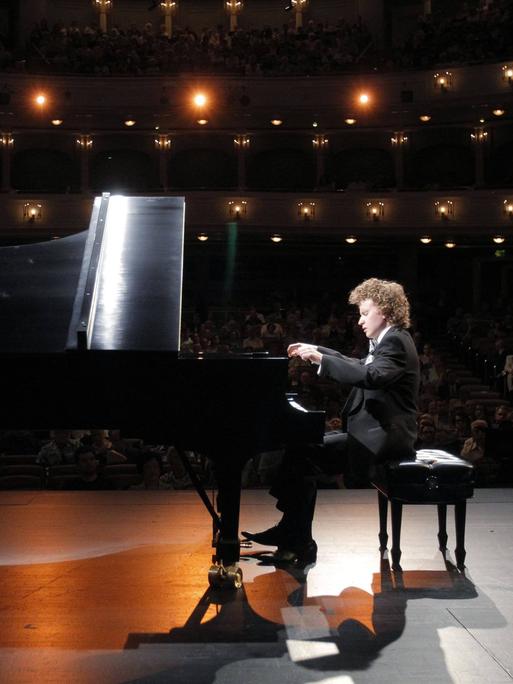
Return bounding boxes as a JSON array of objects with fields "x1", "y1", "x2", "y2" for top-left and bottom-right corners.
[{"x1": 208, "y1": 563, "x2": 243, "y2": 589}]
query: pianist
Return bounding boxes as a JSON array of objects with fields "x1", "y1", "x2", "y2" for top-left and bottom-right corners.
[{"x1": 242, "y1": 277, "x2": 420, "y2": 565}]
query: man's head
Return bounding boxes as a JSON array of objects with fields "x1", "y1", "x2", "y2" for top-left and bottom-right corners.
[
  {"x1": 74, "y1": 445, "x2": 99, "y2": 481},
  {"x1": 348, "y1": 278, "x2": 411, "y2": 339}
]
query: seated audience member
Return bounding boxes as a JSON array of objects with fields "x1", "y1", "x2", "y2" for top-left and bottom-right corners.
[
  {"x1": 130, "y1": 450, "x2": 172, "y2": 490},
  {"x1": 500, "y1": 355, "x2": 513, "y2": 400},
  {"x1": 81, "y1": 429, "x2": 127, "y2": 464},
  {"x1": 460, "y1": 420, "x2": 487, "y2": 464},
  {"x1": 242, "y1": 325, "x2": 264, "y2": 351},
  {"x1": 37, "y1": 429, "x2": 80, "y2": 466},
  {"x1": 490, "y1": 405, "x2": 513, "y2": 430},
  {"x1": 65, "y1": 446, "x2": 115, "y2": 490},
  {"x1": 0, "y1": 430, "x2": 40, "y2": 455}
]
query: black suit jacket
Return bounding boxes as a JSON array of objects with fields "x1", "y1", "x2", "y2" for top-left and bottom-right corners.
[{"x1": 318, "y1": 327, "x2": 420, "y2": 462}]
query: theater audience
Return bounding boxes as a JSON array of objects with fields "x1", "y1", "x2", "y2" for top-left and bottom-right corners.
[
  {"x1": 130, "y1": 450, "x2": 172, "y2": 490},
  {"x1": 65, "y1": 445, "x2": 115, "y2": 490},
  {"x1": 37, "y1": 429, "x2": 80, "y2": 466},
  {"x1": 460, "y1": 419, "x2": 487, "y2": 464}
]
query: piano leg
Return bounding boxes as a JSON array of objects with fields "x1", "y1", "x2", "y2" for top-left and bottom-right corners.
[{"x1": 208, "y1": 455, "x2": 244, "y2": 589}]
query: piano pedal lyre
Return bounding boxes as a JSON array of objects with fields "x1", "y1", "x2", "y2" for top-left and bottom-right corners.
[{"x1": 208, "y1": 562, "x2": 243, "y2": 590}]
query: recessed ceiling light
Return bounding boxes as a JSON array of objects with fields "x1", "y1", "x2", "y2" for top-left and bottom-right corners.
[
  {"x1": 420, "y1": 236, "x2": 432, "y2": 244},
  {"x1": 197, "y1": 118, "x2": 208, "y2": 125},
  {"x1": 445, "y1": 240, "x2": 456, "y2": 249},
  {"x1": 493, "y1": 108, "x2": 505, "y2": 116},
  {"x1": 345, "y1": 236, "x2": 357, "y2": 244},
  {"x1": 270, "y1": 234, "x2": 283, "y2": 243},
  {"x1": 197, "y1": 233, "x2": 209, "y2": 242},
  {"x1": 124, "y1": 119, "x2": 136, "y2": 127},
  {"x1": 271, "y1": 119, "x2": 283, "y2": 126},
  {"x1": 51, "y1": 119, "x2": 63, "y2": 126},
  {"x1": 493, "y1": 235, "x2": 505, "y2": 244},
  {"x1": 345, "y1": 118, "x2": 356, "y2": 125},
  {"x1": 419, "y1": 114, "x2": 431, "y2": 122}
]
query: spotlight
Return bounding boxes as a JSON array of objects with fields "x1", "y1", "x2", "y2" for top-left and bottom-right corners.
[{"x1": 193, "y1": 93, "x2": 207, "y2": 107}]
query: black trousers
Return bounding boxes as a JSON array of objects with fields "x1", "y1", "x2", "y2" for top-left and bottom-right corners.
[{"x1": 269, "y1": 430, "x2": 361, "y2": 545}]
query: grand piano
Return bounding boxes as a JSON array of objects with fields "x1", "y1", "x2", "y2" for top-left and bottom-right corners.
[{"x1": 0, "y1": 194, "x2": 325, "y2": 587}]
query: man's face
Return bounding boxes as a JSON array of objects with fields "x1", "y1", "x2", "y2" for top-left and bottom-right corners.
[{"x1": 358, "y1": 298, "x2": 387, "y2": 340}]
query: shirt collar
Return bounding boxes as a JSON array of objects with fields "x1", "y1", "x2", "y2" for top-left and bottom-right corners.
[{"x1": 371, "y1": 325, "x2": 392, "y2": 349}]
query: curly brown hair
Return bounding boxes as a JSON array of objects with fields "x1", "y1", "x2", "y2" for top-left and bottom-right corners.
[{"x1": 348, "y1": 277, "x2": 411, "y2": 328}]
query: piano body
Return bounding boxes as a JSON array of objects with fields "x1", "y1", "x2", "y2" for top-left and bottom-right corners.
[{"x1": 0, "y1": 194, "x2": 325, "y2": 587}]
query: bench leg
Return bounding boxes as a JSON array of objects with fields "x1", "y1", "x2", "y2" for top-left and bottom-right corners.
[
  {"x1": 378, "y1": 491, "x2": 388, "y2": 552},
  {"x1": 454, "y1": 501, "x2": 467, "y2": 569},
  {"x1": 391, "y1": 500, "x2": 402, "y2": 570},
  {"x1": 437, "y1": 504, "x2": 448, "y2": 551}
]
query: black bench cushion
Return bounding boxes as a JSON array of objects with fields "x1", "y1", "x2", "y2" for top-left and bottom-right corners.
[{"x1": 372, "y1": 449, "x2": 475, "y2": 504}]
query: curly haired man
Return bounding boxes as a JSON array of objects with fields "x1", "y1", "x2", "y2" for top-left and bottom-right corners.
[{"x1": 243, "y1": 278, "x2": 420, "y2": 565}]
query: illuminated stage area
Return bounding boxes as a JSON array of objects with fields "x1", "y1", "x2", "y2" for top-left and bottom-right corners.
[{"x1": 0, "y1": 489, "x2": 512, "y2": 683}]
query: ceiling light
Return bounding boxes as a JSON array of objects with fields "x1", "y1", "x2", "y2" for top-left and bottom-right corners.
[
  {"x1": 419, "y1": 114, "x2": 431, "y2": 122},
  {"x1": 358, "y1": 93, "x2": 370, "y2": 105},
  {"x1": 35, "y1": 94, "x2": 47, "y2": 106},
  {"x1": 271, "y1": 119, "x2": 283, "y2": 126},
  {"x1": 344, "y1": 118, "x2": 356, "y2": 125},
  {"x1": 444, "y1": 240, "x2": 456, "y2": 249},
  {"x1": 312, "y1": 121, "x2": 318, "y2": 128},
  {"x1": 270, "y1": 234, "x2": 283, "y2": 243},
  {"x1": 493, "y1": 108, "x2": 505, "y2": 116},
  {"x1": 197, "y1": 233, "x2": 209, "y2": 242},
  {"x1": 124, "y1": 119, "x2": 136, "y2": 127},
  {"x1": 51, "y1": 119, "x2": 63, "y2": 126},
  {"x1": 493, "y1": 235, "x2": 505, "y2": 244},
  {"x1": 193, "y1": 93, "x2": 207, "y2": 107},
  {"x1": 345, "y1": 236, "x2": 357, "y2": 244},
  {"x1": 197, "y1": 119, "x2": 208, "y2": 125},
  {"x1": 420, "y1": 236, "x2": 432, "y2": 244}
]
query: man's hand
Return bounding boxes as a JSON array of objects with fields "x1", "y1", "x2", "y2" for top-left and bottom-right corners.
[{"x1": 287, "y1": 342, "x2": 322, "y2": 365}]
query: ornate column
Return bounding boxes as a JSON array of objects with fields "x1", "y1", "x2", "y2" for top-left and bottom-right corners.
[
  {"x1": 92, "y1": 0, "x2": 112, "y2": 33},
  {"x1": 76, "y1": 134, "x2": 93, "y2": 193},
  {"x1": 0, "y1": 132, "x2": 14, "y2": 193},
  {"x1": 312, "y1": 134, "x2": 328, "y2": 189},
  {"x1": 234, "y1": 134, "x2": 250, "y2": 190},
  {"x1": 471, "y1": 126, "x2": 487, "y2": 188},
  {"x1": 391, "y1": 131, "x2": 408, "y2": 189},
  {"x1": 160, "y1": 1, "x2": 177, "y2": 37},
  {"x1": 225, "y1": 1, "x2": 243, "y2": 32},
  {"x1": 154, "y1": 133, "x2": 171, "y2": 191}
]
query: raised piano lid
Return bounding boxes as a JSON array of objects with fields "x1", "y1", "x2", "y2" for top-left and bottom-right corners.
[
  {"x1": 0, "y1": 195, "x2": 185, "y2": 354},
  {"x1": 68, "y1": 194, "x2": 184, "y2": 352}
]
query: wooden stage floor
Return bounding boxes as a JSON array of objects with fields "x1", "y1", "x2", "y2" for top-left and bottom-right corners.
[{"x1": 0, "y1": 488, "x2": 512, "y2": 684}]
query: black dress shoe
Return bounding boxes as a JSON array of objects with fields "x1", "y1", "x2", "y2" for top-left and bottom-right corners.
[
  {"x1": 241, "y1": 524, "x2": 289, "y2": 546},
  {"x1": 273, "y1": 540, "x2": 317, "y2": 565}
]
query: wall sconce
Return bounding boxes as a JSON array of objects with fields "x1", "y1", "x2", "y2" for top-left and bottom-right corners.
[
  {"x1": 420, "y1": 236, "x2": 432, "y2": 244},
  {"x1": 76, "y1": 134, "x2": 93, "y2": 149},
  {"x1": 502, "y1": 65, "x2": 513, "y2": 85},
  {"x1": 197, "y1": 233, "x2": 208, "y2": 242},
  {"x1": 160, "y1": 1, "x2": 177, "y2": 11},
  {"x1": 23, "y1": 202, "x2": 42, "y2": 222},
  {"x1": 297, "y1": 202, "x2": 316, "y2": 220},
  {"x1": 433, "y1": 71, "x2": 452, "y2": 92},
  {"x1": 444, "y1": 240, "x2": 456, "y2": 249},
  {"x1": 234, "y1": 135, "x2": 250, "y2": 149},
  {"x1": 503, "y1": 200, "x2": 513, "y2": 218},
  {"x1": 390, "y1": 132, "x2": 408, "y2": 145},
  {"x1": 312, "y1": 135, "x2": 328, "y2": 149},
  {"x1": 366, "y1": 201, "x2": 384, "y2": 221},
  {"x1": 493, "y1": 235, "x2": 505, "y2": 244},
  {"x1": 270, "y1": 234, "x2": 283, "y2": 243},
  {"x1": 434, "y1": 200, "x2": 454, "y2": 220},
  {"x1": 154, "y1": 133, "x2": 171, "y2": 150},
  {"x1": 92, "y1": 0, "x2": 112, "y2": 9},
  {"x1": 225, "y1": 0, "x2": 243, "y2": 12},
  {"x1": 0, "y1": 132, "x2": 14, "y2": 148},
  {"x1": 345, "y1": 236, "x2": 357, "y2": 244},
  {"x1": 292, "y1": 0, "x2": 309, "y2": 6},
  {"x1": 228, "y1": 200, "x2": 247, "y2": 218},
  {"x1": 471, "y1": 127, "x2": 488, "y2": 143}
]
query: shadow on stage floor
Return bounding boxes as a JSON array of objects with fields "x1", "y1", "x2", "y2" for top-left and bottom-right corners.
[{"x1": 125, "y1": 557, "x2": 486, "y2": 673}]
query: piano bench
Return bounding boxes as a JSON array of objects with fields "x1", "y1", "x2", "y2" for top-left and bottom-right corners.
[{"x1": 371, "y1": 449, "x2": 474, "y2": 570}]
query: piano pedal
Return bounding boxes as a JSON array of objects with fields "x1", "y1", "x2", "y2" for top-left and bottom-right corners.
[{"x1": 208, "y1": 562, "x2": 243, "y2": 589}]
